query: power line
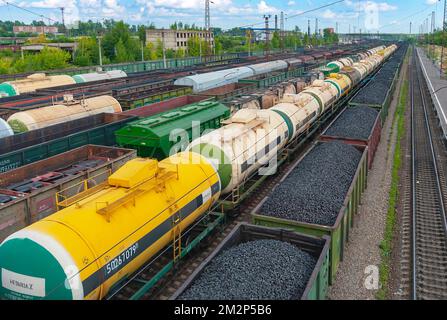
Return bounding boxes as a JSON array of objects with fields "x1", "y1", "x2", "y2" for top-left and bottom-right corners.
[
  {"x1": 1, "y1": 0, "x2": 58, "y2": 24},
  {"x1": 239, "y1": 0, "x2": 345, "y2": 29}
]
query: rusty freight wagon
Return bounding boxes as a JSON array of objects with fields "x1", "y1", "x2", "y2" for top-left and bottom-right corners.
[
  {"x1": 0, "y1": 113, "x2": 137, "y2": 173},
  {"x1": 0, "y1": 145, "x2": 136, "y2": 241}
]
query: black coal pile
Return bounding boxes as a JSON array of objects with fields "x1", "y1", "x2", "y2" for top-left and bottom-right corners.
[
  {"x1": 325, "y1": 106, "x2": 379, "y2": 140},
  {"x1": 351, "y1": 81, "x2": 390, "y2": 105},
  {"x1": 350, "y1": 43, "x2": 407, "y2": 106},
  {"x1": 178, "y1": 239, "x2": 317, "y2": 300},
  {"x1": 259, "y1": 141, "x2": 362, "y2": 226}
]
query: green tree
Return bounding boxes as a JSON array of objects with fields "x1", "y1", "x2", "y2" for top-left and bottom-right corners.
[
  {"x1": 102, "y1": 21, "x2": 139, "y2": 62},
  {"x1": 0, "y1": 57, "x2": 13, "y2": 75},
  {"x1": 214, "y1": 37, "x2": 223, "y2": 54},
  {"x1": 74, "y1": 36, "x2": 99, "y2": 66},
  {"x1": 187, "y1": 35, "x2": 201, "y2": 56},
  {"x1": 13, "y1": 47, "x2": 70, "y2": 72},
  {"x1": 138, "y1": 25, "x2": 146, "y2": 43},
  {"x1": 115, "y1": 39, "x2": 134, "y2": 62},
  {"x1": 271, "y1": 31, "x2": 280, "y2": 49},
  {"x1": 175, "y1": 48, "x2": 186, "y2": 58}
]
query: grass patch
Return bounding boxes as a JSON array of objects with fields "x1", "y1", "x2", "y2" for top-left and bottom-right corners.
[{"x1": 376, "y1": 48, "x2": 411, "y2": 300}]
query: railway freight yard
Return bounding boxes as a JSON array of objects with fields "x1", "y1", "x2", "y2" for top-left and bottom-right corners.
[{"x1": 0, "y1": 0, "x2": 447, "y2": 306}]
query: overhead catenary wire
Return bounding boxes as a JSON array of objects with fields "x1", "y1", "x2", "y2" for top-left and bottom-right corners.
[
  {"x1": 1, "y1": 0, "x2": 58, "y2": 24},
  {"x1": 239, "y1": 0, "x2": 345, "y2": 29}
]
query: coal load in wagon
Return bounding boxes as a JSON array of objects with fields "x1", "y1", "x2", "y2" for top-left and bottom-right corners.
[
  {"x1": 325, "y1": 106, "x2": 378, "y2": 140},
  {"x1": 178, "y1": 239, "x2": 317, "y2": 300},
  {"x1": 259, "y1": 142, "x2": 362, "y2": 226},
  {"x1": 351, "y1": 81, "x2": 390, "y2": 105}
]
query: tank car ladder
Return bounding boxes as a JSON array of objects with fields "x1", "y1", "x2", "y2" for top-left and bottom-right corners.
[{"x1": 169, "y1": 198, "x2": 182, "y2": 263}]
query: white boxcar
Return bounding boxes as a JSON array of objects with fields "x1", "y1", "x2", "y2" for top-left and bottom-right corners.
[
  {"x1": 247, "y1": 60, "x2": 289, "y2": 75},
  {"x1": 174, "y1": 67, "x2": 254, "y2": 93}
]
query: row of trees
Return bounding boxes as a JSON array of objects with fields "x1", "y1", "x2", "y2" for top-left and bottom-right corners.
[
  {"x1": 0, "y1": 47, "x2": 70, "y2": 74},
  {"x1": 0, "y1": 20, "x2": 340, "y2": 74}
]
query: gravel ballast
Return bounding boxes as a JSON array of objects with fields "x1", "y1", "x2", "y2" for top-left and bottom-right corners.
[
  {"x1": 178, "y1": 239, "x2": 317, "y2": 300},
  {"x1": 325, "y1": 106, "x2": 379, "y2": 140},
  {"x1": 259, "y1": 141, "x2": 362, "y2": 226}
]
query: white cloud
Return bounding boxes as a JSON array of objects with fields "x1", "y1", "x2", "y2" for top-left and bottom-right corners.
[
  {"x1": 102, "y1": 0, "x2": 124, "y2": 17},
  {"x1": 322, "y1": 9, "x2": 336, "y2": 19},
  {"x1": 426, "y1": 0, "x2": 438, "y2": 4},
  {"x1": 288, "y1": 0, "x2": 296, "y2": 5},
  {"x1": 257, "y1": 0, "x2": 278, "y2": 14},
  {"x1": 80, "y1": 0, "x2": 100, "y2": 7},
  {"x1": 345, "y1": 0, "x2": 397, "y2": 12},
  {"x1": 26, "y1": 0, "x2": 76, "y2": 8}
]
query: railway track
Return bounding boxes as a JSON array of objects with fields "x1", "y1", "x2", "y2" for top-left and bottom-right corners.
[{"x1": 409, "y1": 49, "x2": 447, "y2": 300}]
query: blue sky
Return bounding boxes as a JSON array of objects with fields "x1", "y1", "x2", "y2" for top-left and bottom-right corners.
[{"x1": 0, "y1": 0, "x2": 443, "y2": 33}]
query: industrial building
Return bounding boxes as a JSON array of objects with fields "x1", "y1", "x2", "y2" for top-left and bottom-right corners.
[{"x1": 146, "y1": 29, "x2": 214, "y2": 51}]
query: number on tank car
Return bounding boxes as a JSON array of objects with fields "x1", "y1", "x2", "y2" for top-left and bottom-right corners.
[{"x1": 105, "y1": 243, "x2": 139, "y2": 275}]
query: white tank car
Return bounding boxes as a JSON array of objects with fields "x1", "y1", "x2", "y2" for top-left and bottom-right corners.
[
  {"x1": 0, "y1": 118, "x2": 13, "y2": 139},
  {"x1": 188, "y1": 108, "x2": 289, "y2": 194},
  {"x1": 7, "y1": 95, "x2": 122, "y2": 133}
]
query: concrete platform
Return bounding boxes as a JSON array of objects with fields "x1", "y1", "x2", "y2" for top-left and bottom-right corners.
[{"x1": 416, "y1": 47, "x2": 447, "y2": 140}]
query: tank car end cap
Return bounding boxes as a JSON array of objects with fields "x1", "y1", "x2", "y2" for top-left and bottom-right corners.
[
  {"x1": 0, "y1": 83, "x2": 17, "y2": 97},
  {"x1": 0, "y1": 230, "x2": 82, "y2": 300}
]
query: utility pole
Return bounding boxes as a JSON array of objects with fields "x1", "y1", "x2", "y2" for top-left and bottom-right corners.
[
  {"x1": 264, "y1": 15, "x2": 271, "y2": 56},
  {"x1": 205, "y1": 0, "x2": 210, "y2": 31},
  {"x1": 60, "y1": 7, "x2": 65, "y2": 35},
  {"x1": 98, "y1": 35, "x2": 103, "y2": 66},
  {"x1": 431, "y1": 11, "x2": 436, "y2": 61},
  {"x1": 275, "y1": 15, "x2": 278, "y2": 31},
  {"x1": 199, "y1": 37, "x2": 202, "y2": 61},
  {"x1": 246, "y1": 29, "x2": 252, "y2": 57},
  {"x1": 161, "y1": 29, "x2": 167, "y2": 69},
  {"x1": 336, "y1": 22, "x2": 338, "y2": 34},
  {"x1": 280, "y1": 11, "x2": 285, "y2": 52},
  {"x1": 315, "y1": 18, "x2": 318, "y2": 37},
  {"x1": 410, "y1": 22, "x2": 412, "y2": 35},
  {"x1": 307, "y1": 19, "x2": 311, "y2": 38}
]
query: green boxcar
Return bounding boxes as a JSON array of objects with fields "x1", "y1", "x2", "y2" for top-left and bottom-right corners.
[
  {"x1": 251, "y1": 142, "x2": 368, "y2": 284},
  {"x1": 0, "y1": 113, "x2": 137, "y2": 173},
  {"x1": 170, "y1": 223, "x2": 331, "y2": 300},
  {"x1": 115, "y1": 100, "x2": 230, "y2": 159}
]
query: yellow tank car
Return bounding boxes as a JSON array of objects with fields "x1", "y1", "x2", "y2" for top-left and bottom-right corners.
[{"x1": 0, "y1": 153, "x2": 220, "y2": 300}]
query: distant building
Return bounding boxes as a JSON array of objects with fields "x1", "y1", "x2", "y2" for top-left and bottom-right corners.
[
  {"x1": 13, "y1": 25, "x2": 59, "y2": 34},
  {"x1": 146, "y1": 29, "x2": 214, "y2": 51},
  {"x1": 325, "y1": 28, "x2": 335, "y2": 34}
]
